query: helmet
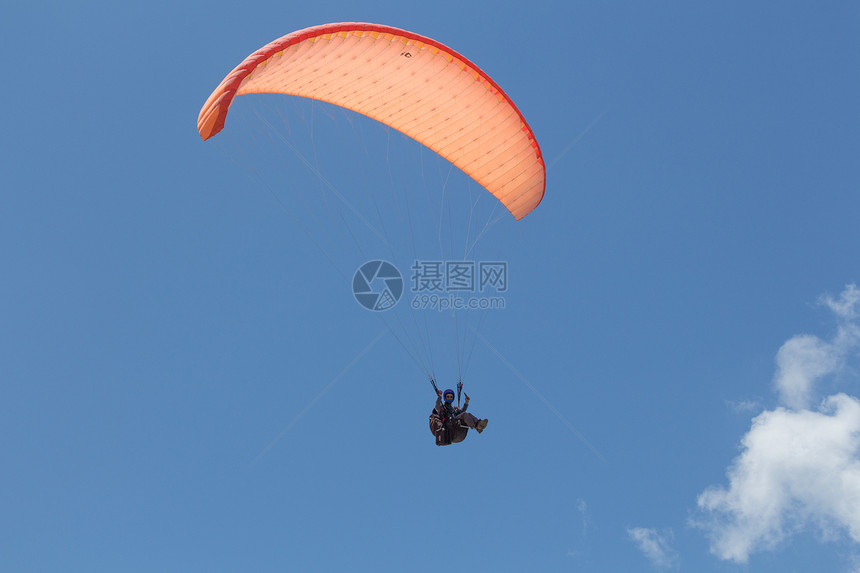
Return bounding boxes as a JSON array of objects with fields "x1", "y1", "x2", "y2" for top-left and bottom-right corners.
[{"x1": 443, "y1": 389, "x2": 456, "y2": 403}]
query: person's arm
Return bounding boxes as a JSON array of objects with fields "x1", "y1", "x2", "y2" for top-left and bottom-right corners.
[
  {"x1": 434, "y1": 395, "x2": 444, "y2": 415},
  {"x1": 461, "y1": 393, "x2": 470, "y2": 412},
  {"x1": 430, "y1": 378, "x2": 442, "y2": 397}
]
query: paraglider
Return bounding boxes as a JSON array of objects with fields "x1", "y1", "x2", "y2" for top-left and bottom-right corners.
[
  {"x1": 428, "y1": 379, "x2": 487, "y2": 446},
  {"x1": 197, "y1": 22, "x2": 545, "y2": 220},
  {"x1": 198, "y1": 22, "x2": 544, "y2": 445}
]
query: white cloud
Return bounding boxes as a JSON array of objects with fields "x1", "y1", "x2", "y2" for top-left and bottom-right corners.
[
  {"x1": 773, "y1": 285, "x2": 860, "y2": 410},
  {"x1": 823, "y1": 284, "x2": 860, "y2": 322},
  {"x1": 628, "y1": 527, "x2": 679, "y2": 570},
  {"x1": 773, "y1": 334, "x2": 839, "y2": 410},
  {"x1": 726, "y1": 399, "x2": 761, "y2": 414},
  {"x1": 696, "y1": 285, "x2": 860, "y2": 563},
  {"x1": 577, "y1": 498, "x2": 590, "y2": 534},
  {"x1": 567, "y1": 498, "x2": 591, "y2": 559},
  {"x1": 696, "y1": 394, "x2": 860, "y2": 562}
]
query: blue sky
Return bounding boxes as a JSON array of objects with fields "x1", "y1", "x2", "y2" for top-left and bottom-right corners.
[{"x1": 3, "y1": 1, "x2": 860, "y2": 571}]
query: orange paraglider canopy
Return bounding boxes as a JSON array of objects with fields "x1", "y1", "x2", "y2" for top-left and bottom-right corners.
[{"x1": 198, "y1": 22, "x2": 545, "y2": 220}]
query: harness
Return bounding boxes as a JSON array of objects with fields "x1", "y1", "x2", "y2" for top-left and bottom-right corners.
[{"x1": 429, "y1": 377, "x2": 467, "y2": 446}]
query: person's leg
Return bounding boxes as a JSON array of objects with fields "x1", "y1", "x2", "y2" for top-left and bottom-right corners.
[{"x1": 456, "y1": 412, "x2": 480, "y2": 429}]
